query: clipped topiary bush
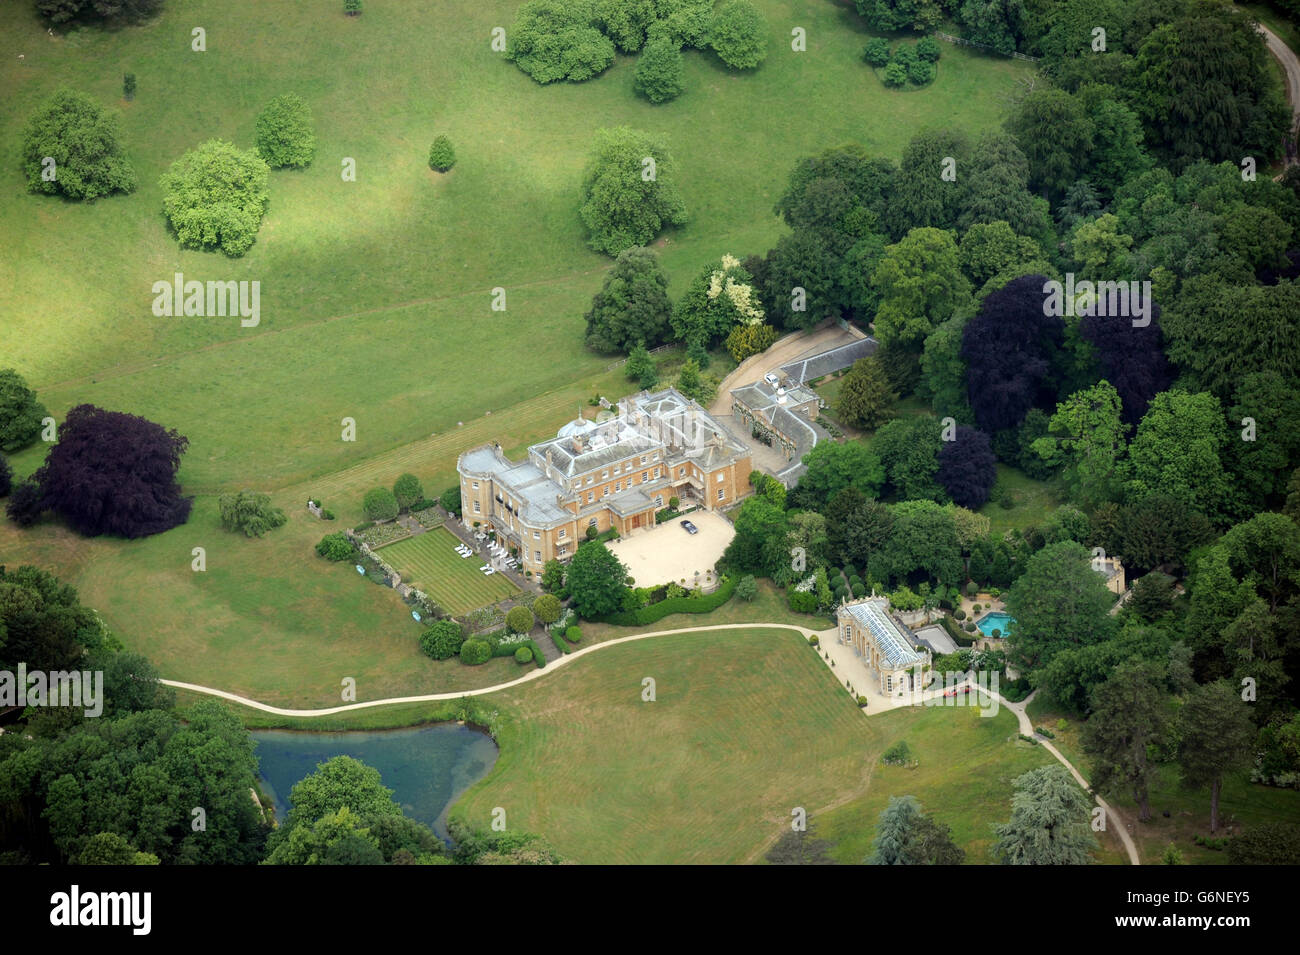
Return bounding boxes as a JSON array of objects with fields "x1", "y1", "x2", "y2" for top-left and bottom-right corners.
[
  {"x1": 459, "y1": 638, "x2": 492, "y2": 666},
  {"x1": 514, "y1": 646, "x2": 533, "y2": 664},
  {"x1": 505, "y1": 605, "x2": 535, "y2": 634},
  {"x1": 533, "y1": 593, "x2": 561, "y2": 624},
  {"x1": 565, "y1": 625, "x2": 583, "y2": 643}
]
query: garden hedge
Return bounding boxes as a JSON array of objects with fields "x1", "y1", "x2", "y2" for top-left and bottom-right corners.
[{"x1": 598, "y1": 576, "x2": 736, "y2": 626}]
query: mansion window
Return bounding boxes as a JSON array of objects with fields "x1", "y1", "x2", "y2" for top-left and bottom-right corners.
[
  {"x1": 653, "y1": 467, "x2": 660, "y2": 478},
  {"x1": 654, "y1": 495, "x2": 663, "y2": 506},
  {"x1": 716, "y1": 472, "x2": 724, "y2": 482},
  {"x1": 558, "y1": 529, "x2": 566, "y2": 539},
  {"x1": 615, "y1": 481, "x2": 622, "y2": 492},
  {"x1": 473, "y1": 500, "x2": 481, "y2": 514},
  {"x1": 640, "y1": 455, "x2": 648, "y2": 465},
  {"x1": 588, "y1": 517, "x2": 598, "y2": 526},
  {"x1": 472, "y1": 481, "x2": 479, "y2": 490},
  {"x1": 535, "y1": 551, "x2": 541, "y2": 562},
  {"x1": 642, "y1": 471, "x2": 648, "y2": 481},
  {"x1": 558, "y1": 544, "x2": 568, "y2": 557},
  {"x1": 587, "y1": 492, "x2": 594, "y2": 503},
  {"x1": 717, "y1": 488, "x2": 725, "y2": 500},
  {"x1": 586, "y1": 475, "x2": 593, "y2": 485},
  {"x1": 533, "y1": 531, "x2": 540, "y2": 540}
]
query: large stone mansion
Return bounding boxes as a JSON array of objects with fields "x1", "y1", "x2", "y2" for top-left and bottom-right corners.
[
  {"x1": 457, "y1": 388, "x2": 753, "y2": 574},
  {"x1": 836, "y1": 597, "x2": 933, "y2": 698}
]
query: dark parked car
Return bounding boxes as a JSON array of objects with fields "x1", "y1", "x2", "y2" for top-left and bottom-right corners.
[{"x1": 681, "y1": 520, "x2": 698, "y2": 535}]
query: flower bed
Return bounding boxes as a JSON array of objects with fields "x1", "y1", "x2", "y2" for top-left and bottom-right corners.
[
  {"x1": 359, "y1": 521, "x2": 411, "y2": 548},
  {"x1": 412, "y1": 506, "x2": 444, "y2": 529}
]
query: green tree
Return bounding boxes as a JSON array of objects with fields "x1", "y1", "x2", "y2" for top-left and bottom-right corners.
[
  {"x1": 585, "y1": 247, "x2": 674, "y2": 354},
  {"x1": 1125, "y1": 390, "x2": 1231, "y2": 521},
  {"x1": 867, "y1": 795, "x2": 965, "y2": 864},
  {"x1": 1031, "y1": 382, "x2": 1128, "y2": 509},
  {"x1": 706, "y1": 0, "x2": 768, "y2": 70},
  {"x1": 735, "y1": 575, "x2": 758, "y2": 601},
  {"x1": 540, "y1": 558, "x2": 565, "y2": 593},
  {"x1": 1005, "y1": 87, "x2": 1094, "y2": 200},
  {"x1": 670, "y1": 254, "x2": 762, "y2": 346},
  {"x1": 791, "y1": 441, "x2": 885, "y2": 511},
  {"x1": 875, "y1": 499, "x2": 963, "y2": 589},
  {"x1": 363, "y1": 487, "x2": 399, "y2": 521},
  {"x1": 1178, "y1": 681, "x2": 1255, "y2": 832},
  {"x1": 1004, "y1": 541, "x2": 1116, "y2": 673},
  {"x1": 218, "y1": 489, "x2": 288, "y2": 538},
  {"x1": 871, "y1": 416, "x2": 944, "y2": 502},
  {"x1": 419, "y1": 620, "x2": 465, "y2": 660},
  {"x1": 634, "y1": 37, "x2": 686, "y2": 103},
  {"x1": 79, "y1": 832, "x2": 157, "y2": 865},
  {"x1": 596, "y1": 0, "x2": 657, "y2": 52},
  {"x1": 836, "y1": 356, "x2": 897, "y2": 430},
  {"x1": 22, "y1": 88, "x2": 136, "y2": 200},
  {"x1": 160, "y1": 139, "x2": 270, "y2": 256},
  {"x1": 919, "y1": 315, "x2": 972, "y2": 422},
  {"x1": 566, "y1": 541, "x2": 630, "y2": 617},
  {"x1": 580, "y1": 126, "x2": 687, "y2": 255},
  {"x1": 264, "y1": 805, "x2": 384, "y2": 865},
  {"x1": 255, "y1": 93, "x2": 316, "y2": 168},
  {"x1": 674, "y1": 358, "x2": 717, "y2": 404},
  {"x1": 993, "y1": 765, "x2": 1098, "y2": 865},
  {"x1": 1082, "y1": 660, "x2": 1170, "y2": 821},
  {"x1": 428, "y1": 135, "x2": 456, "y2": 172},
  {"x1": 0, "y1": 369, "x2": 49, "y2": 453},
  {"x1": 723, "y1": 496, "x2": 791, "y2": 579},
  {"x1": 266, "y1": 755, "x2": 401, "y2": 856},
  {"x1": 392, "y1": 473, "x2": 424, "y2": 511},
  {"x1": 863, "y1": 37, "x2": 891, "y2": 66},
  {"x1": 1133, "y1": 4, "x2": 1290, "y2": 170},
  {"x1": 871, "y1": 228, "x2": 971, "y2": 352},
  {"x1": 506, "y1": 0, "x2": 616, "y2": 84}
]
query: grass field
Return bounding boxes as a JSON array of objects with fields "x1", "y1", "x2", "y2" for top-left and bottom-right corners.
[
  {"x1": 380, "y1": 528, "x2": 517, "y2": 614},
  {"x1": 445, "y1": 628, "x2": 1119, "y2": 863}
]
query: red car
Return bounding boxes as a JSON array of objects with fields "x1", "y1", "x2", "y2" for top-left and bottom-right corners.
[{"x1": 942, "y1": 686, "x2": 973, "y2": 698}]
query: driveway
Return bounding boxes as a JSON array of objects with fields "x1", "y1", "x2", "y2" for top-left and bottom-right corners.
[
  {"x1": 709, "y1": 321, "x2": 864, "y2": 418},
  {"x1": 606, "y1": 510, "x2": 735, "y2": 588}
]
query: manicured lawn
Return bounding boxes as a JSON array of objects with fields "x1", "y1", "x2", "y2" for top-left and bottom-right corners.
[
  {"x1": 380, "y1": 528, "x2": 517, "y2": 614},
  {"x1": 451, "y1": 628, "x2": 1089, "y2": 863}
]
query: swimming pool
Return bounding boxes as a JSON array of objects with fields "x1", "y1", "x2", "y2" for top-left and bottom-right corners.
[{"x1": 976, "y1": 611, "x2": 1015, "y2": 638}]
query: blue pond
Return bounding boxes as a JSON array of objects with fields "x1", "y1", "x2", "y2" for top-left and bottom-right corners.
[
  {"x1": 976, "y1": 611, "x2": 1015, "y2": 639},
  {"x1": 252, "y1": 723, "x2": 498, "y2": 843}
]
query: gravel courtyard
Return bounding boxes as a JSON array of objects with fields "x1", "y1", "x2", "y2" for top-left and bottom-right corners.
[{"x1": 607, "y1": 511, "x2": 736, "y2": 589}]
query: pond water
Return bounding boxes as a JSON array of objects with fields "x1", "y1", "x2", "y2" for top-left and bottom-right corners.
[{"x1": 251, "y1": 723, "x2": 498, "y2": 843}]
